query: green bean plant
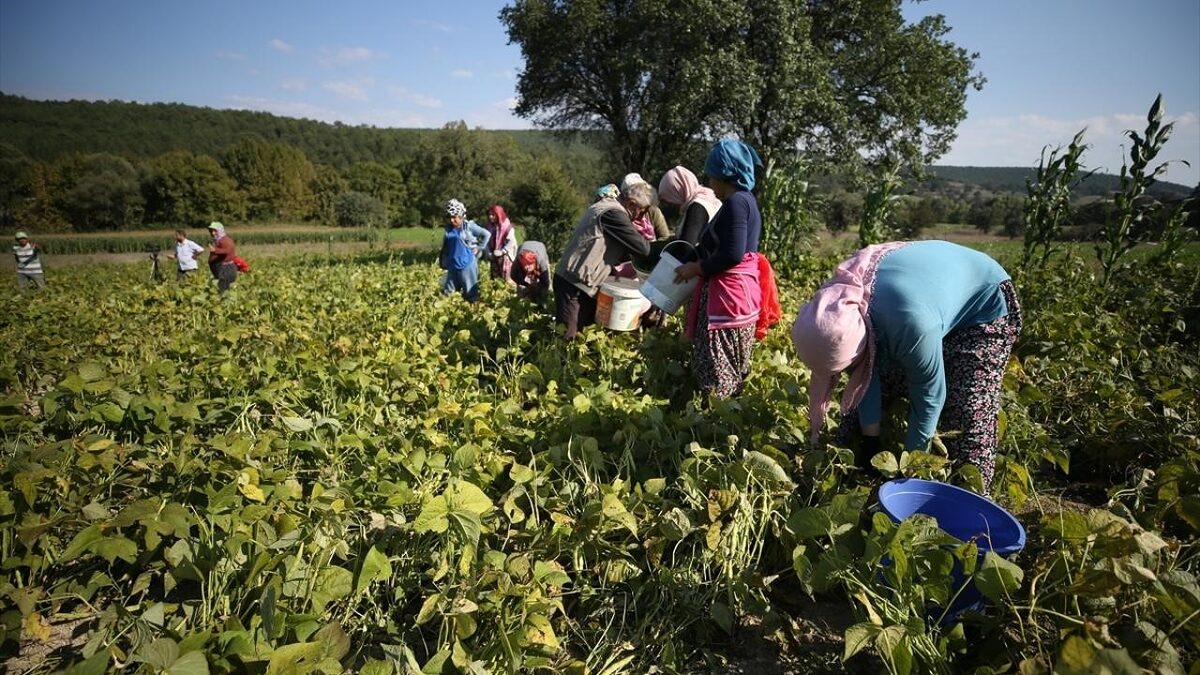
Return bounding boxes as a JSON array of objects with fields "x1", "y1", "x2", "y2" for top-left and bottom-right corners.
[{"x1": 1022, "y1": 129, "x2": 1091, "y2": 268}]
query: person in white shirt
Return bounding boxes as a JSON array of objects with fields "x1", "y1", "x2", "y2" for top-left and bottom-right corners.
[
  {"x1": 168, "y1": 229, "x2": 205, "y2": 281},
  {"x1": 12, "y1": 231, "x2": 45, "y2": 290}
]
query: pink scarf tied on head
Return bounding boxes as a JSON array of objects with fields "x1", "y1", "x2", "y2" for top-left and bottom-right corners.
[
  {"x1": 487, "y1": 205, "x2": 514, "y2": 255},
  {"x1": 791, "y1": 242, "x2": 910, "y2": 444},
  {"x1": 658, "y1": 166, "x2": 722, "y2": 223}
]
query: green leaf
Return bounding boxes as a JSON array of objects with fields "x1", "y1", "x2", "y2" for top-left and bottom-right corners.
[
  {"x1": 61, "y1": 524, "x2": 104, "y2": 561},
  {"x1": 314, "y1": 622, "x2": 350, "y2": 661},
  {"x1": 843, "y1": 622, "x2": 880, "y2": 661},
  {"x1": 601, "y1": 493, "x2": 638, "y2": 535},
  {"x1": 94, "y1": 535, "x2": 138, "y2": 564},
  {"x1": 78, "y1": 362, "x2": 107, "y2": 382},
  {"x1": 522, "y1": 613, "x2": 560, "y2": 650},
  {"x1": 974, "y1": 551, "x2": 1024, "y2": 602},
  {"x1": 871, "y1": 451, "x2": 899, "y2": 475},
  {"x1": 280, "y1": 416, "x2": 313, "y2": 433},
  {"x1": 266, "y1": 641, "x2": 325, "y2": 675},
  {"x1": 310, "y1": 566, "x2": 352, "y2": 611},
  {"x1": 356, "y1": 546, "x2": 392, "y2": 595},
  {"x1": 165, "y1": 651, "x2": 210, "y2": 675},
  {"x1": 742, "y1": 450, "x2": 794, "y2": 487},
  {"x1": 447, "y1": 481, "x2": 493, "y2": 516},
  {"x1": 413, "y1": 496, "x2": 450, "y2": 534},
  {"x1": 415, "y1": 593, "x2": 441, "y2": 625}
]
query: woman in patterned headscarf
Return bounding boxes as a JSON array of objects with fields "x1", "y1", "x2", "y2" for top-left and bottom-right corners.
[{"x1": 439, "y1": 199, "x2": 491, "y2": 302}]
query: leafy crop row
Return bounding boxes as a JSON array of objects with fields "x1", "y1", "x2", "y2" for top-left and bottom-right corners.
[
  {"x1": 1, "y1": 248, "x2": 1196, "y2": 673},
  {"x1": 27, "y1": 229, "x2": 381, "y2": 256}
]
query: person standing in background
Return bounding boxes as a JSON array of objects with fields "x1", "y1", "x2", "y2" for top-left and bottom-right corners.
[
  {"x1": 439, "y1": 199, "x2": 491, "y2": 302},
  {"x1": 169, "y1": 229, "x2": 205, "y2": 281},
  {"x1": 12, "y1": 231, "x2": 45, "y2": 290},
  {"x1": 486, "y1": 204, "x2": 519, "y2": 286},
  {"x1": 207, "y1": 222, "x2": 238, "y2": 294}
]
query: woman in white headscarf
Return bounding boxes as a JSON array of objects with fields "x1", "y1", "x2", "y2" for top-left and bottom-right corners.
[
  {"x1": 439, "y1": 199, "x2": 491, "y2": 302},
  {"x1": 620, "y1": 173, "x2": 670, "y2": 241}
]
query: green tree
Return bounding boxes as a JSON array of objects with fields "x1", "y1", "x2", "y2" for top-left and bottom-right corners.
[
  {"x1": 141, "y1": 150, "x2": 243, "y2": 227},
  {"x1": 334, "y1": 191, "x2": 388, "y2": 228},
  {"x1": 509, "y1": 155, "x2": 586, "y2": 256},
  {"x1": 60, "y1": 153, "x2": 144, "y2": 230},
  {"x1": 409, "y1": 121, "x2": 524, "y2": 222},
  {"x1": 501, "y1": 0, "x2": 983, "y2": 176},
  {"x1": 309, "y1": 164, "x2": 349, "y2": 225},
  {"x1": 222, "y1": 139, "x2": 315, "y2": 221},
  {"x1": 345, "y1": 161, "x2": 408, "y2": 225}
]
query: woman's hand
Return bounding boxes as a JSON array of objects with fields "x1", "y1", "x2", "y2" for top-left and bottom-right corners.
[{"x1": 673, "y1": 261, "x2": 703, "y2": 284}]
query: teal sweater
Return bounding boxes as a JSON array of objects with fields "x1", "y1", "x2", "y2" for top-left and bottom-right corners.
[{"x1": 857, "y1": 241, "x2": 1011, "y2": 448}]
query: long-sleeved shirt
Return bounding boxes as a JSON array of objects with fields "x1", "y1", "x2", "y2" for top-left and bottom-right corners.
[
  {"x1": 856, "y1": 241, "x2": 1012, "y2": 449},
  {"x1": 441, "y1": 220, "x2": 491, "y2": 271},
  {"x1": 209, "y1": 235, "x2": 235, "y2": 266},
  {"x1": 511, "y1": 241, "x2": 551, "y2": 299},
  {"x1": 698, "y1": 190, "x2": 761, "y2": 278},
  {"x1": 677, "y1": 202, "x2": 712, "y2": 246},
  {"x1": 13, "y1": 243, "x2": 42, "y2": 273}
]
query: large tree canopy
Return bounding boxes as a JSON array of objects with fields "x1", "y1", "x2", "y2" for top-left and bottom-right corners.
[{"x1": 500, "y1": 0, "x2": 984, "y2": 179}]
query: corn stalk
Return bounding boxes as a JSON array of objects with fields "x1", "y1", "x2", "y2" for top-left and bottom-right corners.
[{"x1": 1022, "y1": 130, "x2": 1091, "y2": 269}]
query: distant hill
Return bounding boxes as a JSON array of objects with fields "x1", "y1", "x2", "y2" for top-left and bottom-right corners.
[
  {"x1": 924, "y1": 166, "x2": 1193, "y2": 201},
  {"x1": 1, "y1": 93, "x2": 1192, "y2": 202}
]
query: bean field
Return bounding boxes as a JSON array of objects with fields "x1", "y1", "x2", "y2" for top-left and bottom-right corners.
[{"x1": 1, "y1": 247, "x2": 1197, "y2": 674}]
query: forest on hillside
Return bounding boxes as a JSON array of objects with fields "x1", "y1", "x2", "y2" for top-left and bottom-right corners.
[{"x1": 0, "y1": 93, "x2": 1194, "y2": 239}]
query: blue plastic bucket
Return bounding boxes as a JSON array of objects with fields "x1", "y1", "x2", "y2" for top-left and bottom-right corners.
[{"x1": 878, "y1": 478, "x2": 1026, "y2": 620}]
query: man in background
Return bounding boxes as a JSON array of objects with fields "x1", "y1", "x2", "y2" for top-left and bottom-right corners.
[
  {"x1": 169, "y1": 229, "x2": 205, "y2": 281},
  {"x1": 12, "y1": 231, "x2": 45, "y2": 290}
]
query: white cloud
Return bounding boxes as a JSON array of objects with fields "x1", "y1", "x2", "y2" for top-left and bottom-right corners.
[
  {"x1": 411, "y1": 93, "x2": 443, "y2": 109},
  {"x1": 496, "y1": 97, "x2": 518, "y2": 111},
  {"x1": 270, "y1": 38, "x2": 294, "y2": 54},
  {"x1": 280, "y1": 78, "x2": 307, "y2": 92},
  {"x1": 216, "y1": 50, "x2": 246, "y2": 61},
  {"x1": 498, "y1": 69, "x2": 516, "y2": 80},
  {"x1": 451, "y1": 69, "x2": 473, "y2": 79},
  {"x1": 940, "y1": 111, "x2": 1200, "y2": 185},
  {"x1": 320, "y1": 46, "x2": 379, "y2": 67},
  {"x1": 322, "y1": 77, "x2": 375, "y2": 101}
]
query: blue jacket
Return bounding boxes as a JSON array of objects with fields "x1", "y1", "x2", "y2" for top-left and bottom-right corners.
[{"x1": 441, "y1": 220, "x2": 491, "y2": 271}]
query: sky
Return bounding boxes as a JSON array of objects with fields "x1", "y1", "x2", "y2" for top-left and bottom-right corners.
[{"x1": 1, "y1": 0, "x2": 1197, "y2": 185}]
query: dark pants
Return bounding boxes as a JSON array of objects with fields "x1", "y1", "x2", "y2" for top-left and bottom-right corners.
[
  {"x1": 213, "y1": 262, "x2": 237, "y2": 293},
  {"x1": 554, "y1": 273, "x2": 596, "y2": 340}
]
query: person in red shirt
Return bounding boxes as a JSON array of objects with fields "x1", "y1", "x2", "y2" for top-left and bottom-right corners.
[{"x1": 207, "y1": 222, "x2": 237, "y2": 293}]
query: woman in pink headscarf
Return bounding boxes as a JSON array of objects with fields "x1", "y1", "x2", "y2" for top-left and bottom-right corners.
[
  {"x1": 658, "y1": 166, "x2": 722, "y2": 245},
  {"x1": 791, "y1": 240, "x2": 1021, "y2": 492},
  {"x1": 486, "y1": 204, "x2": 519, "y2": 285}
]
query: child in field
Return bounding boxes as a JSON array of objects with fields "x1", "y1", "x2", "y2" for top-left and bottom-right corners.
[{"x1": 439, "y1": 199, "x2": 491, "y2": 302}]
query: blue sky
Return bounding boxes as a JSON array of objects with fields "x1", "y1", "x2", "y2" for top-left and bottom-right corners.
[{"x1": 1, "y1": 0, "x2": 1197, "y2": 184}]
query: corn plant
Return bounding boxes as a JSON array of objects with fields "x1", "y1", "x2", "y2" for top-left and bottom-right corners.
[
  {"x1": 858, "y1": 163, "x2": 902, "y2": 247},
  {"x1": 1023, "y1": 129, "x2": 1091, "y2": 268},
  {"x1": 758, "y1": 156, "x2": 822, "y2": 272},
  {"x1": 1095, "y1": 94, "x2": 1186, "y2": 287}
]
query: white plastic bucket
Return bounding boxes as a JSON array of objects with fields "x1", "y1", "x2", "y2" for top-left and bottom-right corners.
[
  {"x1": 640, "y1": 240, "x2": 698, "y2": 315},
  {"x1": 595, "y1": 279, "x2": 651, "y2": 331}
]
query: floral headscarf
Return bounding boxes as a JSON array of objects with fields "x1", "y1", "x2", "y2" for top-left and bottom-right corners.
[{"x1": 446, "y1": 199, "x2": 467, "y2": 219}]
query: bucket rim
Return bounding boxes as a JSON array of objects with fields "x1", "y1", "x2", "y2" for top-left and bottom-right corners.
[{"x1": 878, "y1": 478, "x2": 1026, "y2": 552}]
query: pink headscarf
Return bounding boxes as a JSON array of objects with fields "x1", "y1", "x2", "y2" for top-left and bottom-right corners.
[
  {"x1": 487, "y1": 204, "x2": 513, "y2": 252},
  {"x1": 791, "y1": 242, "x2": 909, "y2": 444},
  {"x1": 658, "y1": 166, "x2": 721, "y2": 217}
]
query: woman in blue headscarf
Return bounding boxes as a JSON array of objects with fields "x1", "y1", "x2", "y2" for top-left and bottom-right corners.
[{"x1": 673, "y1": 138, "x2": 774, "y2": 398}]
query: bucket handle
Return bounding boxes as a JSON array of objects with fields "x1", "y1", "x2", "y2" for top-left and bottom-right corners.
[{"x1": 660, "y1": 239, "x2": 696, "y2": 262}]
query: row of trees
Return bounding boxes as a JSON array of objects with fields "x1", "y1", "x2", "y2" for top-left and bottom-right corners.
[{"x1": 0, "y1": 123, "x2": 586, "y2": 232}]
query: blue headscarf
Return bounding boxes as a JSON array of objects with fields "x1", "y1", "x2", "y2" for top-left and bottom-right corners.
[{"x1": 704, "y1": 138, "x2": 763, "y2": 192}]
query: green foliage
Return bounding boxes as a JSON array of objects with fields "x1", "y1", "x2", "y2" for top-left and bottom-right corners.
[
  {"x1": 308, "y1": 164, "x2": 348, "y2": 226},
  {"x1": 758, "y1": 156, "x2": 822, "y2": 270},
  {"x1": 344, "y1": 162, "x2": 408, "y2": 226},
  {"x1": 222, "y1": 139, "x2": 316, "y2": 222},
  {"x1": 1023, "y1": 129, "x2": 1091, "y2": 267},
  {"x1": 502, "y1": 0, "x2": 982, "y2": 176},
  {"x1": 58, "y1": 153, "x2": 145, "y2": 230},
  {"x1": 334, "y1": 191, "x2": 388, "y2": 229},
  {"x1": 858, "y1": 165, "x2": 901, "y2": 247},
  {"x1": 1096, "y1": 95, "x2": 1188, "y2": 287},
  {"x1": 410, "y1": 122, "x2": 525, "y2": 223},
  {"x1": 509, "y1": 156, "x2": 585, "y2": 258},
  {"x1": 141, "y1": 150, "x2": 244, "y2": 228}
]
